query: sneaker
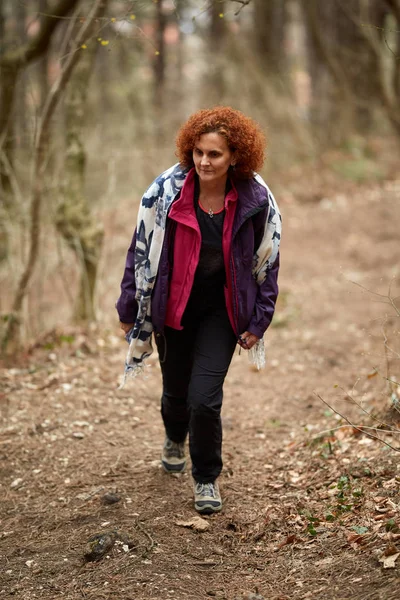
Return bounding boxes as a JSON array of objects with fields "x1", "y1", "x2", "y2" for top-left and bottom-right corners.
[
  {"x1": 194, "y1": 481, "x2": 222, "y2": 514},
  {"x1": 161, "y1": 437, "x2": 186, "y2": 473}
]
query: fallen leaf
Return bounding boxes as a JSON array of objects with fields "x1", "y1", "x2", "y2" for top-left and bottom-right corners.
[
  {"x1": 175, "y1": 517, "x2": 210, "y2": 532},
  {"x1": 375, "y1": 512, "x2": 395, "y2": 521},
  {"x1": 277, "y1": 534, "x2": 298, "y2": 549},
  {"x1": 382, "y1": 478, "x2": 397, "y2": 489},
  {"x1": 315, "y1": 557, "x2": 334, "y2": 566},
  {"x1": 383, "y1": 543, "x2": 399, "y2": 557},
  {"x1": 375, "y1": 506, "x2": 391, "y2": 514},
  {"x1": 347, "y1": 533, "x2": 365, "y2": 545},
  {"x1": 379, "y1": 552, "x2": 399, "y2": 569},
  {"x1": 367, "y1": 371, "x2": 378, "y2": 379}
]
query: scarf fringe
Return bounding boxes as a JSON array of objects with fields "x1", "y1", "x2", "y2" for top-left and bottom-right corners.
[
  {"x1": 248, "y1": 338, "x2": 266, "y2": 370},
  {"x1": 118, "y1": 361, "x2": 147, "y2": 389}
]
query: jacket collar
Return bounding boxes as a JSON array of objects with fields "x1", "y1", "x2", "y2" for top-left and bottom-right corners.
[
  {"x1": 166, "y1": 165, "x2": 266, "y2": 231},
  {"x1": 231, "y1": 176, "x2": 269, "y2": 235}
]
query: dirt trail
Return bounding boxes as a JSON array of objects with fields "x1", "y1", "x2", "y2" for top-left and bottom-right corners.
[{"x1": 1, "y1": 181, "x2": 399, "y2": 599}]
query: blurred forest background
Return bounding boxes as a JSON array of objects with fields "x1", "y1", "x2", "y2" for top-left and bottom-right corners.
[{"x1": 0, "y1": 0, "x2": 399, "y2": 350}]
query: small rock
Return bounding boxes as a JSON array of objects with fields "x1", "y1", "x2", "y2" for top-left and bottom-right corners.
[
  {"x1": 83, "y1": 530, "x2": 136, "y2": 562},
  {"x1": 84, "y1": 531, "x2": 118, "y2": 562},
  {"x1": 101, "y1": 492, "x2": 121, "y2": 505},
  {"x1": 10, "y1": 478, "x2": 23, "y2": 489}
]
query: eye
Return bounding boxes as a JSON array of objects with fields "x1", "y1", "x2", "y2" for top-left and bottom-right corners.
[{"x1": 194, "y1": 148, "x2": 202, "y2": 156}]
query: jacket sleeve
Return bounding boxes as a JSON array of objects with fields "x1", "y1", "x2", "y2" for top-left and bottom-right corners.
[
  {"x1": 247, "y1": 252, "x2": 279, "y2": 339},
  {"x1": 115, "y1": 228, "x2": 138, "y2": 323}
]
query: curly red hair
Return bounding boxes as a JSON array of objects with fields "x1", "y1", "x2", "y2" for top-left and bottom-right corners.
[{"x1": 175, "y1": 106, "x2": 266, "y2": 179}]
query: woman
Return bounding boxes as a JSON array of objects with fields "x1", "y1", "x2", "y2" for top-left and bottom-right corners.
[{"x1": 116, "y1": 106, "x2": 281, "y2": 515}]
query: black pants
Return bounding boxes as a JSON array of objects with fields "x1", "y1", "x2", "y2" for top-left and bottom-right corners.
[{"x1": 155, "y1": 303, "x2": 237, "y2": 483}]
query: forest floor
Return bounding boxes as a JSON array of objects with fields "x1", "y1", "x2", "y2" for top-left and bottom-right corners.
[{"x1": 1, "y1": 172, "x2": 400, "y2": 599}]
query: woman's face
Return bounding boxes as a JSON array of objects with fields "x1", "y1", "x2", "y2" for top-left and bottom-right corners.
[{"x1": 192, "y1": 132, "x2": 234, "y2": 185}]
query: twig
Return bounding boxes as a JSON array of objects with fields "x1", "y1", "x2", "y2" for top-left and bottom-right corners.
[
  {"x1": 308, "y1": 423, "x2": 397, "y2": 444},
  {"x1": 135, "y1": 519, "x2": 155, "y2": 555},
  {"x1": 314, "y1": 393, "x2": 400, "y2": 452},
  {"x1": 76, "y1": 486, "x2": 104, "y2": 508},
  {"x1": 350, "y1": 278, "x2": 400, "y2": 399},
  {"x1": 338, "y1": 384, "x2": 400, "y2": 433},
  {"x1": 361, "y1": 23, "x2": 400, "y2": 60},
  {"x1": 230, "y1": 0, "x2": 252, "y2": 16},
  {"x1": 351, "y1": 279, "x2": 397, "y2": 301}
]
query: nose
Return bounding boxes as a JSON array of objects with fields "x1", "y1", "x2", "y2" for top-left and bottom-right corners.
[{"x1": 200, "y1": 154, "x2": 210, "y2": 166}]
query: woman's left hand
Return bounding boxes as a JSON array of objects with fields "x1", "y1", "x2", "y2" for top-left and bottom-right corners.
[{"x1": 238, "y1": 331, "x2": 259, "y2": 350}]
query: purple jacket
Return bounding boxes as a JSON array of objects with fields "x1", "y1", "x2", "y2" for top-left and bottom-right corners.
[{"x1": 116, "y1": 176, "x2": 280, "y2": 339}]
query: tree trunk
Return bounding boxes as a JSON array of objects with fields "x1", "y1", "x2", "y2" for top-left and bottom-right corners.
[
  {"x1": 37, "y1": 0, "x2": 50, "y2": 111},
  {"x1": 14, "y1": 0, "x2": 27, "y2": 155},
  {"x1": 302, "y1": 0, "x2": 355, "y2": 138},
  {"x1": 0, "y1": 0, "x2": 80, "y2": 194},
  {"x1": 253, "y1": 0, "x2": 288, "y2": 77},
  {"x1": 55, "y1": 21, "x2": 105, "y2": 322},
  {"x1": 0, "y1": 0, "x2": 8, "y2": 260},
  {"x1": 154, "y1": 0, "x2": 166, "y2": 112},
  {"x1": 206, "y1": 0, "x2": 227, "y2": 104},
  {"x1": 337, "y1": 0, "x2": 387, "y2": 131},
  {"x1": 0, "y1": 0, "x2": 4, "y2": 43},
  {"x1": 2, "y1": 0, "x2": 105, "y2": 352},
  {"x1": 302, "y1": 0, "x2": 395, "y2": 140}
]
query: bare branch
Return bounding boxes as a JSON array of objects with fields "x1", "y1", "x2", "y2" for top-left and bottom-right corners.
[
  {"x1": 230, "y1": 0, "x2": 252, "y2": 16},
  {"x1": 351, "y1": 279, "x2": 400, "y2": 318},
  {"x1": 309, "y1": 424, "x2": 399, "y2": 445},
  {"x1": 338, "y1": 384, "x2": 398, "y2": 431},
  {"x1": 315, "y1": 393, "x2": 400, "y2": 452},
  {"x1": 0, "y1": 0, "x2": 81, "y2": 67}
]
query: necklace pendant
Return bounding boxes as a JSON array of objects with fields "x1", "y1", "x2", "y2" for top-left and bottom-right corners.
[{"x1": 208, "y1": 207, "x2": 214, "y2": 218}]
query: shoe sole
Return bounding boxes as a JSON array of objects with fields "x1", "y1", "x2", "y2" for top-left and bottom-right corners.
[
  {"x1": 161, "y1": 459, "x2": 186, "y2": 474},
  {"x1": 195, "y1": 502, "x2": 222, "y2": 514}
]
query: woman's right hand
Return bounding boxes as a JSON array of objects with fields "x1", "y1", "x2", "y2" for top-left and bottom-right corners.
[{"x1": 120, "y1": 322, "x2": 134, "y2": 334}]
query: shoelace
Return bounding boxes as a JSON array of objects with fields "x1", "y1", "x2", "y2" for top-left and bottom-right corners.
[{"x1": 195, "y1": 483, "x2": 217, "y2": 498}]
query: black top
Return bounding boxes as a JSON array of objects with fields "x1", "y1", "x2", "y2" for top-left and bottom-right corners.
[{"x1": 186, "y1": 177, "x2": 227, "y2": 312}]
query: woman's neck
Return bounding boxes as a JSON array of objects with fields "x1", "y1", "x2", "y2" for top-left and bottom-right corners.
[{"x1": 198, "y1": 175, "x2": 228, "y2": 198}]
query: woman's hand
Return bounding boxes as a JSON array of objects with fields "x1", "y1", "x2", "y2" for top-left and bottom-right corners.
[
  {"x1": 120, "y1": 322, "x2": 134, "y2": 334},
  {"x1": 238, "y1": 331, "x2": 259, "y2": 350}
]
